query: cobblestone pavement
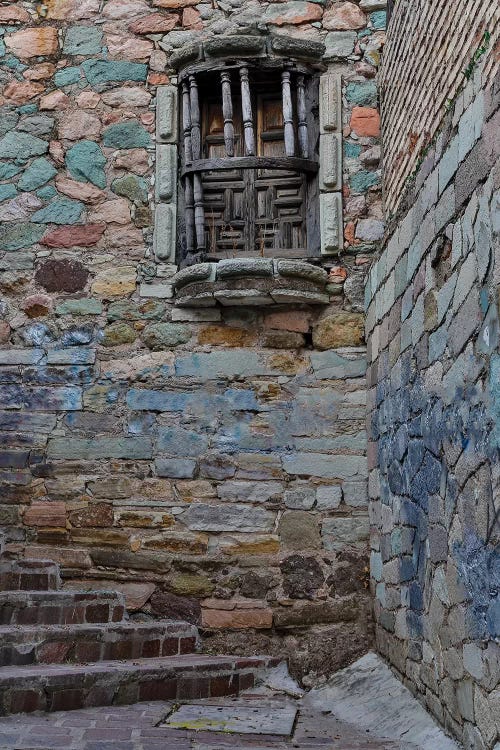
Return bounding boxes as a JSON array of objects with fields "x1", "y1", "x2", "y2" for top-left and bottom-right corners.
[{"x1": 0, "y1": 695, "x2": 408, "y2": 750}]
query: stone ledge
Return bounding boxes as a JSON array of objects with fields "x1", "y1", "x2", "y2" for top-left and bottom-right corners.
[{"x1": 172, "y1": 260, "x2": 329, "y2": 308}]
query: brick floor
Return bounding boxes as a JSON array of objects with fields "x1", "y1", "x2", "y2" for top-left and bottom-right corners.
[{"x1": 0, "y1": 696, "x2": 408, "y2": 750}]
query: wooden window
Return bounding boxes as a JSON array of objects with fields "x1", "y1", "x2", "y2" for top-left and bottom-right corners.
[{"x1": 178, "y1": 65, "x2": 320, "y2": 265}]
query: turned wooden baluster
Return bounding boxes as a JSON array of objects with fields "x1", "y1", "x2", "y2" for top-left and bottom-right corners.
[
  {"x1": 182, "y1": 80, "x2": 195, "y2": 255},
  {"x1": 240, "y1": 66, "x2": 255, "y2": 156},
  {"x1": 221, "y1": 71, "x2": 235, "y2": 157},
  {"x1": 282, "y1": 70, "x2": 295, "y2": 157},
  {"x1": 297, "y1": 75, "x2": 308, "y2": 159},
  {"x1": 189, "y1": 74, "x2": 205, "y2": 251}
]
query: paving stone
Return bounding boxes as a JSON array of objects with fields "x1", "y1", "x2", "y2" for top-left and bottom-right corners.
[{"x1": 164, "y1": 704, "x2": 297, "y2": 735}]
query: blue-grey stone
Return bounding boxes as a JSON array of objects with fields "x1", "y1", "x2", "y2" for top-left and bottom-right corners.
[
  {"x1": 82, "y1": 59, "x2": 147, "y2": 87},
  {"x1": 155, "y1": 458, "x2": 197, "y2": 478},
  {"x1": 0, "y1": 348, "x2": 45, "y2": 365},
  {"x1": 282, "y1": 453, "x2": 367, "y2": 480},
  {"x1": 59, "y1": 326, "x2": 94, "y2": 347},
  {"x1": 66, "y1": 140, "x2": 106, "y2": 188},
  {"x1": 310, "y1": 350, "x2": 366, "y2": 379},
  {"x1": 47, "y1": 347, "x2": 95, "y2": 365},
  {"x1": 0, "y1": 111, "x2": 19, "y2": 137},
  {"x1": 0, "y1": 222, "x2": 45, "y2": 251},
  {"x1": 182, "y1": 502, "x2": 275, "y2": 532},
  {"x1": 157, "y1": 427, "x2": 209, "y2": 457},
  {"x1": 0, "y1": 131, "x2": 48, "y2": 160},
  {"x1": 32, "y1": 197, "x2": 84, "y2": 225},
  {"x1": 17, "y1": 115, "x2": 54, "y2": 137},
  {"x1": 103, "y1": 121, "x2": 151, "y2": 150},
  {"x1": 54, "y1": 66, "x2": 81, "y2": 87},
  {"x1": 47, "y1": 436, "x2": 153, "y2": 460},
  {"x1": 370, "y1": 10, "x2": 386, "y2": 28},
  {"x1": 0, "y1": 385, "x2": 82, "y2": 411},
  {"x1": 18, "y1": 157, "x2": 57, "y2": 191},
  {"x1": 0, "y1": 162, "x2": 22, "y2": 179},
  {"x1": 63, "y1": 26, "x2": 103, "y2": 55},
  {"x1": 127, "y1": 388, "x2": 190, "y2": 412},
  {"x1": 0, "y1": 184, "x2": 17, "y2": 202},
  {"x1": 37, "y1": 185, "x2": 57, "y2": 200},
  {"x1": 175, "y1": 351, "x2": 270, "y2": 379}
]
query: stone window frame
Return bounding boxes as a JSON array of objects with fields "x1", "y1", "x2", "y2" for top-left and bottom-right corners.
[{"x1": 154, "y1": 38, "x2": 344, "y2": 269}]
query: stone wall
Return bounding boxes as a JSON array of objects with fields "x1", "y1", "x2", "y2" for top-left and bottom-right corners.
[
  {"x1": 366, "y1": 46, "x2": 500, "y2": 748},
  {"x1": 0, "y1": 0, "x2": 386, "y2": 681},
  {"x1": 380, "y1": 0, "x2": 499, "y2": 216}
]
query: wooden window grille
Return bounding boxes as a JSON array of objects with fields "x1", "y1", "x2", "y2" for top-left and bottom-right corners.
[{"x1": 178, "y1": 64, "x2": 320, "y2": 264}]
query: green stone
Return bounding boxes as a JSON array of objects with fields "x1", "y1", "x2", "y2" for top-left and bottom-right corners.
[
  {"x1": 346, "y1": 81, "x2": 378, "y2": 107},
  {"x1": 63, "y1": 26, "x2": 103, "y2": 55},
  {"x1": 0, "y1": 162, "x2": 22, "y2": 179},
  {"x1": 0, "y1": 131, "x2": 48, "y2": 160},
  {"x1": 56, "y1": 298, "x2": 103, "y2": 316},
  {"x1": 36, "y1": 185, "x2": 57, "y2": 199},
  {"x1": 82, "y1": 60, "x2": 147, "y2": 87},
  {"x1": 142, "y1": 323, "x2": 191, "y2": 350},
  {"x1": 17, "y1": 103, "x2": 38, "y2": 115},
  {"x1": 111, "y1": 174, "x2": 148, "y2": 204},
  {"x1": 103, "y1": 121, "x2": 151, "y2": 150},
  {"x1": 54, "y1": 66, "x2": 81, "y2": 87},
  {"x1": 0, "y1": 222, "x2": 45, "y2": 252},
  {"x1": 100, "y1": 322, "x2": 137, "y2": 347},
  {"x1": 66, "y1": 140, "x2": 106, "y2": 188},
  {"x1": 18, "y1": 156, "x2": 57, "y2": 191},
  {"x1": 344, "y1": 142, "x2": 362, "y2": 158},
  {"x1": 350, "y1": 170, "x2": 380, "y2": 194},
  {"x1": 0, "y1": 39, "x2": 5, "y2": 57},
  {"x1": 107, "y1": 299, "x2": 164, "y2": 321},
  {"x1": 31, "y1": 197, "x2": 84, "y2": 225},
  {"x1": 370, "y1": 10, "x2": 386, "y2": 29},
  {"x1": 0, "y1": 111, "x2": 19, "y2": 137},
  {"x1": 0, "y1": 184, "x2": 17, "y2": 202}
]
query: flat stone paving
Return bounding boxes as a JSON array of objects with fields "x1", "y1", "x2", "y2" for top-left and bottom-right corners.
[{"x1": 0, "y1": 696, "x2": 407, "y2": 750}]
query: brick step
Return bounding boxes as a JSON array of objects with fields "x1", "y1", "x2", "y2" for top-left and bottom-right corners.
[
  {"x1": 0, "y1": 590, "x2": 126, "y2": 626},
  {"x1": 0, "y1": 621, "x2": 198, "y2": 666},
  {"x1": 0, "y1": 654, "x2": 282, "y2": 715},
  {"x1": 0, "y1": 560, "x2": 61, "y2": 592}
]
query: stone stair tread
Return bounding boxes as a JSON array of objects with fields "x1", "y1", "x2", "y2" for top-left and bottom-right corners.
[
  {"x1": 0, "y1": 654, "x2": 280, "y2": 682},
  {"x1": 0, "y1": 621, "x2": 197, "y2": 636}
]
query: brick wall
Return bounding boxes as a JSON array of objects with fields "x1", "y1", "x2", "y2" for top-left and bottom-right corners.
[
  {"x1": 367, "y1": 46, "x2": 500, "y2": 747},
  {"x1": 0, "y1": 0, "x2": 385, "y2": 681},
  {"x1": 380, "y1": 0, "x2": 500, "y2": 216}
]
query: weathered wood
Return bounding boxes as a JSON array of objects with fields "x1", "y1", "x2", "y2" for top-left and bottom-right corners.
[
  {"x1": 181, "y1": 81, "x2": 195, "y2": 254},
  {"x1": 182, "y1": 80, "x2": 192, "y2": 164},
  {"x1": 182, "y1": 156, "x2": 319, "y2": 176},
  {"x1": 240, "y1": 66, "x2": 255, "y2": 156},
  {"x1": 193, "y1": 173, "x2": 205, "y2": 251},
  {"x1": 297, "y1": 75, "x2": 308, "y2": 158},
  {"x1": 220, "y1": 71, "x2": 235, "y2": 157},
  {"x1": 189, "y1": 74, "x2": 201, "y2": 160},
  {"x1": 281, "y1": 70, "x2": 295, "y2": 157}
]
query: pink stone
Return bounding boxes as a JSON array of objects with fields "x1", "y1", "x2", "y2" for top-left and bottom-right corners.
[
  {"x1": 323, "y1": 2, "x2": 366, "y2": 30},
  {"x1": 128, "y1": 12, "x2": 178, "y2": 33},
  {"x1": 0, "y1": 193, "x2": 43, "y2": 222},
  {"x1": 140, "y1": 112, "x2": 155, "y2": 126},
  {"x1": 24, "y1": 502, "x2": 66, "y2": 527},
  {"x1": 114, "y1": 149, "x2": 149, "y2": 175},
  {"x1": 56, "y1": 176, "x2": 106, "y2": 204},
  {"x1": 0, "y1": 5, "x2": 31, "y2": 23},
  {"x1": 42, "y1": 224, "x2": 106, "y2": 248},
  {"x1": 90, "y1": 199, "x2": 131, "y2": 225},
  {"x1": 103, "y1": 0, "x2": 150, "y2": 19},
  {"x1": 266, "y1": 2, "x2": 322, "y2": 26},
  {"x1": 149, "y1": 50, "x2": 168, "y2": 72},
  {"x1": 3, "y1": 80, "x2": 44, "y2": 104},
  {"x1": 106, "y1": 33, "x2": 153, "y2": 61},
  {"x1": 45, "y1": 0, "x2": 100, "y2": 20},
  {"x1": 40, "y1": 91, "x2": 70, "y2": 110},
  {"x1": 101, "y1": 86, "x2": 151, "y2": 108},
  {"x1": 5, "y1": 27, "x2": 59, "y2": 58},
  {"x1": 49, "y1": 140, "x2": 65, "y2": 165},
  {"x1": 58, "y1": 111, "x2": 101, "y2": 141},
  {"x1": 23, "y1": 63, "x2": 56, "y2": 81},
  {"x1": 264, "y1": 311, "x2": 311, "y2": 333},
  {"x1": 153, "y1": 0, "x2": 197, "y2": 6},
  {"x1": 21, "y1": 294, "x2": 53, "y2": 318},
  {"x1": 104, "y1": 224, "x2": 144, "y2": 248},
  {"x1": 0, "y1": 321, "x2": 11, "y2": 344},
  {"x1": 182, "y1": 6, "x2": 202, "y2": 29},
  {"x1": 76, "y1": 91, "x2": 101, "y2": 109}
]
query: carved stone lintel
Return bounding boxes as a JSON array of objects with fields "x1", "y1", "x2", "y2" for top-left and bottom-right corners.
[{"x1": 320, "y1": 193, "x2": 343, "y2": 255}]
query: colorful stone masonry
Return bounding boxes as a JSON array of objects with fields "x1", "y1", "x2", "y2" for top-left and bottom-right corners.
[
  {"x1": 0, "y1": 0, "x2": 385, "y2": 682},
  {"x1": 366, "y1": 21, "x2": 500, "y2": 750}
]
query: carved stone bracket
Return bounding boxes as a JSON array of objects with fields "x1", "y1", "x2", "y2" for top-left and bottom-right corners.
[{"x1": 172, "y1": 259, "x2": 329, "y2": 307}]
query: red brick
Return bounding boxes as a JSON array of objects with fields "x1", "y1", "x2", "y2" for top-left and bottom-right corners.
[
  {"x1": 177, "y1": 677, "x2": 210, "y2": 699},
  {"x1": 49, "y1": 689, "x2": 85, "y2": 712},
  {"x1": 210, "y1": 674, "x2": 239, "y2": 697},
  {"x1": 161, "y1": 638, "x2": 179, "y2": 656},
  {"x1": 350, "y1": 107, "x2": 381, "y2": 137},
  {"x1": 9, "y1": 689, "x2": 45, "y2": 714},
  {"x1": 138, "y1": 679, "x2": 177, "y2": 701}
]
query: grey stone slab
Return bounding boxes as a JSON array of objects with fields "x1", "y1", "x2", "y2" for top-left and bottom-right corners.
[
  {"x1": 164, "y1": 704, "x2": 297, "y2": 736},
  {"x1": 156, "y1": 85, "x2": 178, "y2": 143},
  {"x1": 156, "y1": 144, "x2": 177, "y2": 202}
]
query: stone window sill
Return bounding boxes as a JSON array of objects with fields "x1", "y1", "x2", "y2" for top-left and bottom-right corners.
[{"x1": 172, "y1": 259, "x2": 329, "y2": 307}]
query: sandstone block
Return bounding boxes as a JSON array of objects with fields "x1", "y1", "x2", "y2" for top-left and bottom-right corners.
[
  {"x1": 92, "y1": 267, "x2": 136, "y2": 297},
  {"x1": 24, "y1": 502, "x2": 66, "y2": 528},
  {"x1": 313, "y1": 313, "x2": 365, "y2": 349},
  {"x1": 202, "y1": 606, "x2": 273, "y2": 629},
  {"x1": 5, "y1": 27, "x2": 59, "y2": 58}
]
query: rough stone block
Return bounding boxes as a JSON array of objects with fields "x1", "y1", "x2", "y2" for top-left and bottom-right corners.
[
  {"x1": 182, "y1": 503, "x2": 275, "y2": 532},
  {"x1": 47, "y1": 437, "x2": 153, "y2": 460},
  {"x1": 155, "y1": 458, "x2": 197, "y2": 478},
  {"x1": 154, "y1": 203, "x2": 176, "y2": 262},
  {"x1": 156, "y1": 144, "x2": 177, "y2": 202}
]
